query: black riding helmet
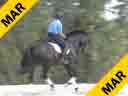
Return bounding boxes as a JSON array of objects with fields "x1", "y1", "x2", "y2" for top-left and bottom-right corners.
[{"x1": 53, "y1": 14, "x2": 62, "y2": 20}]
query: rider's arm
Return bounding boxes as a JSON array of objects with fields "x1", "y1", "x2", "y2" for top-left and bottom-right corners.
[{"x1": 56, "y1": 21, "x2": 66, "y2": 39}]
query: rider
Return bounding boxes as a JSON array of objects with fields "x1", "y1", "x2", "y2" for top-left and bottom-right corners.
[{"x1": 48, "y1": 14, "x2": 66, "y2": 52}]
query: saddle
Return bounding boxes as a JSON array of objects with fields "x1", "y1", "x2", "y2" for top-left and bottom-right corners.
[
  {"x1": 48, "y1": 37, "x2": 63, "y2": 51},
  {"x1": 48, "y1": 39, "x2": 71, "y2": 56},
  {"x1": 48, "y1": 42, "x2": 62, "y2": 54}
]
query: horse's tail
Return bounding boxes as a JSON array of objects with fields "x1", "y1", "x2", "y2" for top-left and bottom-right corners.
[{"x1": 20, "y1": 47, "x2": 33, "y2": 73}]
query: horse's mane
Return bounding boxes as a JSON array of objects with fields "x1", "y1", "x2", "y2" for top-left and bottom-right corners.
[{"x1": 66, "y1": 30, "x2": 88, "y2": 37}]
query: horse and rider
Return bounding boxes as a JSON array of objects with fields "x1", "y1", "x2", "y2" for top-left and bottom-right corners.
[{"x1": 18, "y1": 13, "x2": 88, "y2": 92}]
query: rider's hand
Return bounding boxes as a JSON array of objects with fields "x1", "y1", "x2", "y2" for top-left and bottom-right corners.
[
  {"x1": 63, "y1": 35, "x2": 67, "y2": 39},
  {"x1": 59, "y1": 32, "x2": 67, "y2": 39}
]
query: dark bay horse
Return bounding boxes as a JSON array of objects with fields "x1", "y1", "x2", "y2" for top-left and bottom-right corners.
[{"x1": 18, "y1": 30, "x2": 88, "y2": 92}]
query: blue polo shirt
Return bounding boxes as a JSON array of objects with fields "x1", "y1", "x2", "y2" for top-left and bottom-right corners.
[{"x1": 48, "y1": 19, "x2": 62, "y2": 34}]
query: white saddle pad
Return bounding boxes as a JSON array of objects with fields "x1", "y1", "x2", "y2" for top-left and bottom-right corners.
[{"x1": 48, "y1": 42, "x2": 62, "y2": 53}]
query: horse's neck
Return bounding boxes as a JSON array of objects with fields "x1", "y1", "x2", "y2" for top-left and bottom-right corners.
[
  {"x1": 67, "y1": 38, "x2": 79, "y2": 48},
  {"x1": 66, "y1": 33, "x2": 84, "y2": 53},
  {"x1": 65, "y1": 40, "x2": 79, "y2": 55}
]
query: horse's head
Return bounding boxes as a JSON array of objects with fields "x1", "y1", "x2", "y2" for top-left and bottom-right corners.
[{"x1": 66, "y1": 30, "x2": 88, "y2": 52}]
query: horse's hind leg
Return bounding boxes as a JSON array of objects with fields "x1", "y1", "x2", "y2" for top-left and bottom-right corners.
[
  {"x1": 64, "y1": 64, "x2": 78, "y2": 92},
  {"x1": 42, "y1": 64, "x2": 55, "y2": 90},
  {"x1": 28, "y1": 65, "x2": 35, "y2": 83}
]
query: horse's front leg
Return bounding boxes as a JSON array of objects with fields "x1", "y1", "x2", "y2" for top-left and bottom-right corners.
[
  {"x1": 64, "y1": 64, "x2": 78, "y2": 92},
  {"x1": 42, "y1": 64, "x2": 55, "y2": 91}
]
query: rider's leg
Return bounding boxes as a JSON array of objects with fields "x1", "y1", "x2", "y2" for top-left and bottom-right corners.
[
  {"x1": 48, "y1": 33, "x2": 65, "y2": 56},
  {"x1": 48, "y1": 33, "x2": 65, "y2": 50},
  {"x1": 55, "y1": 35, "x2": 65, "y2": 51}
]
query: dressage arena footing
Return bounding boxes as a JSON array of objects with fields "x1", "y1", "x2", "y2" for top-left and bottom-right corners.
[{"x1": 0, "y1": 83, "x2": 128, "y2": 96}]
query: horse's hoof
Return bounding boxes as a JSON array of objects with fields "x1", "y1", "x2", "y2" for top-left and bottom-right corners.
[
  {"x1": 50, "y1": 84, "x2": 54, "y2": 88},
  {"x1": 64, "y1": 82, "x2": 72, "y2": 87},
  {"x1": 50, "y1": 84, "x2": 55, "y2": 91},
  {"x1": 75, "y1": 87, "x2": 78, "y2": 92},
  {"x1": 67, "y1": 82, "x2": 72, "y2": 85}
]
